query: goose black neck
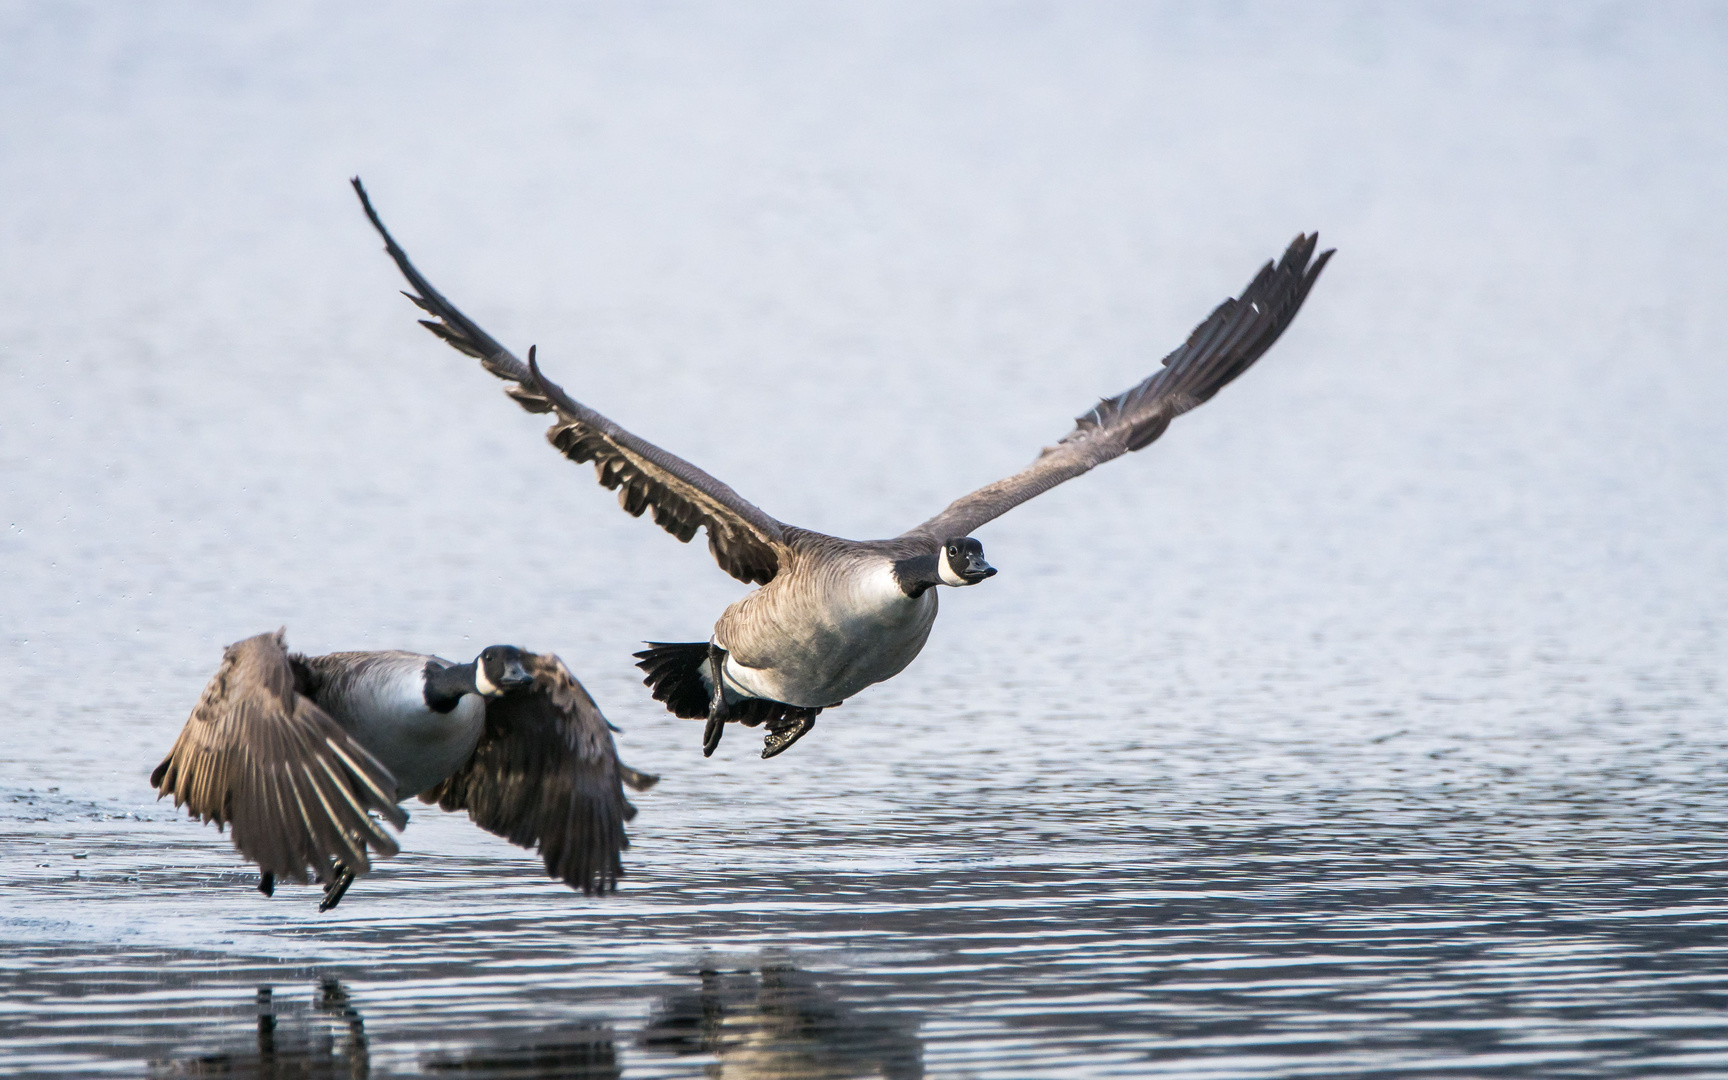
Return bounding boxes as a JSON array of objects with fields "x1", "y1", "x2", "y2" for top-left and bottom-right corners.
[
  {"x1": 423, "y1": 661, "x2": 479, "y2": 714},
  {"x1": 892, "y1": 552, "x2": 942, "y2": 598}
]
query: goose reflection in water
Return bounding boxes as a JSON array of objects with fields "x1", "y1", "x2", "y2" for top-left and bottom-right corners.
[
  {"x1": 642, "y1": 961, "x2": 923, "y2": 1080},
  {"x1": 149, "y1": 962, "x2": 915, "y2": 1079},
  {"x1": 150, "y1": 980, "x2": 619, "y2": 1080},
  {"x1": 149, "y1": 979, "x2": 373, "y2": 1079}
]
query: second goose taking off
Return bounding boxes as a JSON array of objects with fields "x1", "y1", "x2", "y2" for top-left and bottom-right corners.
[
  {"x1": 354, "y1": 179, "x2": 1332, "y2": 760},
  {"x1": 153, "y1": 630, "x2": 657, "y2": 908}
]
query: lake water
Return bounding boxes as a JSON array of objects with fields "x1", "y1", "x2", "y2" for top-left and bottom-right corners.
[{"x1": 4, "y1": 3, "x2": 1727, "y2": 1076}]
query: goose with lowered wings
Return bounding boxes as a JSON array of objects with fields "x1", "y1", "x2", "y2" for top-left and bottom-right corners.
[{"x1": 152, "y1": 629, "x2": 657, "y2": 909}]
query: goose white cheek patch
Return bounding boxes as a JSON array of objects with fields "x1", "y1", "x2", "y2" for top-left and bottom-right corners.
[
  {"x1": 937, "y1": 551, "x2": 969, "y2": 586},
  {"x1": 474, "y1": 663, "x2": 498, "y2": 696}
]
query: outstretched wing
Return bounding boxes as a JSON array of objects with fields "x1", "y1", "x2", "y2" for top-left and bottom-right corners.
[
  {"x1": 352, "y1": 178, "x2": 785, "y2": 585},
  {"x1": 906, "y1": 234, "x2": 1332, "y2": 542},
  {"x1": 423, "y1": 651, "x2": 658, "y2": 896},
  {"x1": 150, "y1": 630, "x2": 407, "y2": 886}
]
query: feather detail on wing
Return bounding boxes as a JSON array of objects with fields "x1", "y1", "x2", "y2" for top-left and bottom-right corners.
[
  {"x1": 907, "y1": 233, "x2": 1332, "y2": 541},
  {"x1": 150, "y1": 630, "x2": 407, "y2": 886},
  {"x1": 421, "y1": 651, "x2": 657, "y2": 896},
  {"x1": 352, "y1": 177, "x2": 784, "y2": 585}
]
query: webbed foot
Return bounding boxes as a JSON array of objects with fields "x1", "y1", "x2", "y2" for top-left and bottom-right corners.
[
  {"x1": 317, "y1": 863, "x2": 356, "y2": 912},
  {"x1": 762, "y1": 713, "x2": 816, "y2": 759}
]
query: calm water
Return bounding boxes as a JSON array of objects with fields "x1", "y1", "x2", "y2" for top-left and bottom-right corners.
[{"x1": 4, "y1": 3, "x2": 1728, "y2": 1077}]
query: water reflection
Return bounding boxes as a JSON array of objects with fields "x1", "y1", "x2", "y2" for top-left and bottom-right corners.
[
  {"x1": 146, "y1": 962, "x2": 916, "y2": 1079},
  {"x1": 419, "y1": 1029, "x2": 618, "y2": 1080},
  {"x1": 150, "y1": 979, "x2": 370, "y2": 1078},
  {"x1": 642, "y1": 959, "x2": 923, "y2": 1080},
  {"x1": 150, "y1": 979, "x2": 622, "y2": 1080}
]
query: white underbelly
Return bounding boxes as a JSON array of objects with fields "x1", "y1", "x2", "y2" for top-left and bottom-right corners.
[
  {"x1": 717, "y1": 569, "x2": 938, "y2": 708},
  {"x1": 343, "y1": 693, "x2": 486, "y2": 799},
  {"x1": 722, "y1": 640, "x2": 928, "y2": 707}
]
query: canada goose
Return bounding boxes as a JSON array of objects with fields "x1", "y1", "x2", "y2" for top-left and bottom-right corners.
[
  {"x1": 353, "y1": 179, "x2": 1331, "y2": 760},
  {"x1": 151, "y1": 629, "x2": 658, "y2": 909}
]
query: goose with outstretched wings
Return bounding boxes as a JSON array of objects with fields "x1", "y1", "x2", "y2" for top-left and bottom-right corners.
[{"x1": 354, "y1": 179, "x2": 1331, "y2": 760}]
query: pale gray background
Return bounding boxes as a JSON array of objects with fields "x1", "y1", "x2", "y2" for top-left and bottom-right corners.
[{"x1": 3, "y1": 3, "x2": 1726, "y2": 1077}]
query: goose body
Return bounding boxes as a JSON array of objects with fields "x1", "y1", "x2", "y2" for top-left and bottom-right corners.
[
  {"x1": 294, "y1": 650, "x2": 488, "y2": 798},
  {"x1": 714, "y1": 536, "x2": 938, "y2": 708},
  {"x1": 152, "y1": 630, "x2": 658, "y2": 909},
  {"x1": 355, "y1": 178, "x2": 1331, "y2": 759}
]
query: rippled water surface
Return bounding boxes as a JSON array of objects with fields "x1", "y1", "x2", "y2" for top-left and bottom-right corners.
[{"x1": 4, "y1": 3, "x2": 1728, "y2": 1077}]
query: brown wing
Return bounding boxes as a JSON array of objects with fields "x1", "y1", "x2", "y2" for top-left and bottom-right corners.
[
  {"x1": 352, "y1": 178, "x2": 784, "y2": 585},
  {"x1": 907, "y1": 234, "x2": 1332, "y2": 541},
  {"x1": 150, "y1": 630, "x2": 407, "y2": 885},
  {"x1": 422, "y1": 651, "x2": 657, "y2": 895}
]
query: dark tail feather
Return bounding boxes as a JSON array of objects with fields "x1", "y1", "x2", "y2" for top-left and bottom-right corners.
[
  {"x1": 634, "y1": 642, "x2": 713, "y2": 719},
  {"x1": 633, "y1": 641, "x2": 830, "y2": 738}
]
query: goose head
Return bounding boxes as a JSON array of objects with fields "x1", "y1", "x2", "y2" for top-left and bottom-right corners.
[
  {"x1": 473, "y1": 645, "x2": 535, "y2": 697},
  {"x1": 937, "y1": 537, "x2": 997, "y2": 587}
]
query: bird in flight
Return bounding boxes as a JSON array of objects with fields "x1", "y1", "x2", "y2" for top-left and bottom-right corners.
[
  {"x1": 353, "y1": 178, "x2": 1330, "y2": 760},
  {"x1": 152, "y1": 629, "x2": 657, "y2": 908}
]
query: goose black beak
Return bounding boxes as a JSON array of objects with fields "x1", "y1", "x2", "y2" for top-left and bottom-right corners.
[
  {"x1": 964, "y1": 555, "x2": 996, "y2": 583},
  {"x1": 498, "y1": 661, "x2": 534, "y2": 690}
]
